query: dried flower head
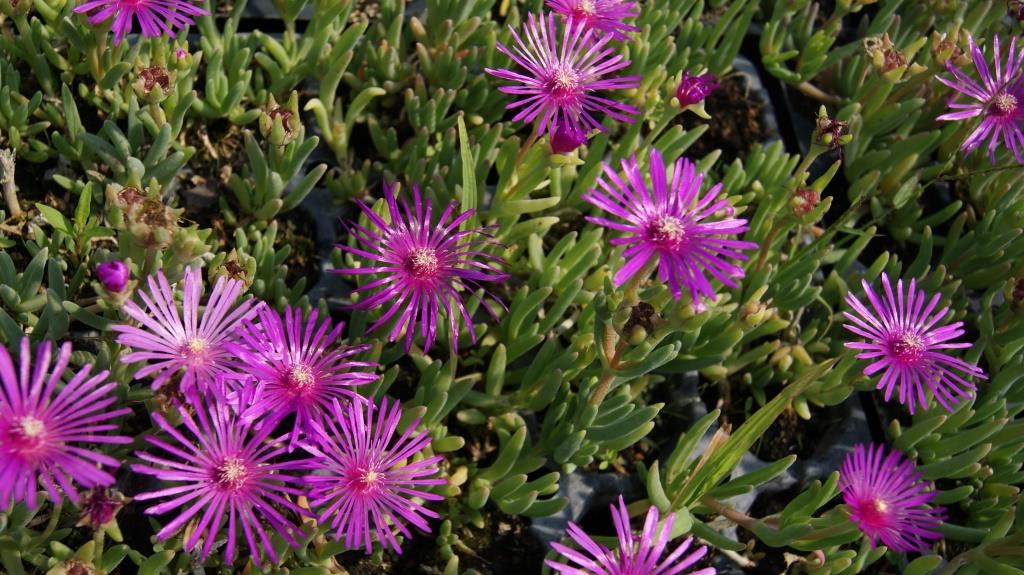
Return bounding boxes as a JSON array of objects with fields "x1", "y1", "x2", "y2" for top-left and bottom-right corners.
[
  {"x1": 335, "y1": 180, "x2": 509, "y2": 353},
  {"x1": 936, "y1": 35, "x2": 1024, "y2": 164},
  {"x1": 842, "y1": 273, "x2": 986, "y2": 413},
  {"x1": 485, "y1": 11, "x2": 640, "y2": 137},
  {"x1": 814, "y1": 107, "x2": 852, "y2": 155},
  {"x1": 73, "y1": 0, "x2": 209, "y2": 46},
  {"x1": 546, "y1": 0, "x2": 641, "y2": 42},
  {"x1": 547, "y1": 495, "x2": 715, "y2": 574},
  {"x1": 301, "y1": 397, "x2": 445, "y2": 554},
  {"x1": 1010, "y1": 0, "x2": 1024, "y2": 21},
  {"x1": 228, "y1": 304, "x2": 378, "y2": 447},
  {"x1": 0, "y1": 339, "x2": 130, "y2": 509},
  {"x1": 582, "y1": 149, "x2": 758, "y2": 305},
  {"x1": 840, "y1": 443, "x2": 945, "y2": 553},
  {"x1": 77, "y1": 488, "x2": 127, "y2": 528},
  {"x1": 791, "y1": 188, "x2": 820, "y2": 217},
  {"x1": 113, "y1": 267, "x2": 257, "y2": 401},
  {"x1": 132, "y1": 395, "x2": 308, "y2": 563}
]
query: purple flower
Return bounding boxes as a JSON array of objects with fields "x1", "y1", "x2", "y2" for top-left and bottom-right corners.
[
  {"x1": 0, "y1": 339, "x2": 130, "y2": 509},
  {"x1": 113, "y1": 267, "x2": 257, "y2": 401},
  {"x1": 485, "y1": 11, "x2": 640, "y2": 137},
  {"x1": 96, "y1": 260, "x2": 130, "y2": 293},
  {"x1": 582, "y1": 149, "x2": 758, "y2": 305},
  {"x1": 547, "y1": 495, "x2": 715, "y2": 575},
  {"x1": 842, "y1": 273, "x2": 986, "y2": 414},
  {"x1": 73, "y1": 0, "x2": 208, "y2": 46},
  {"x1": 335, "y1": 181, "x2": 509, "y2": 354},
  {"x1": 546, "y1": 0, "x2": 640, "y2": 42},
  {"x1": 676, "y1": 72, "x2": 720, "y2": 109},
  {"x1": 936, "y1": 35, "x2": 1024, "y2": 164},
  {"x1": 551, "y1": 117, "x2": 589, "y2": 154},
  {"x1": 301, "y1": 397, "x2": 445, "y2": 554},
  {"x1": 131, "y1": 394, "x2": 308, "y2": 563},
  {"x1": 840, "y1": 443, "x2": 945, "y2": 553},
  {"x1": 227, "y1": 304, "x2": 379, "y2": 447}
]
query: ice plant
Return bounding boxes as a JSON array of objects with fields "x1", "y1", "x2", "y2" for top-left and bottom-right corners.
[
  {"x1": 840, "y1": 443, "x2": 945, "y2": 553},
  {"x1": 96, "y1": 260, "x2": 129, "y2": 293},
  {"x1": 485, "y1": 11, "x2": 640, "y2": 137},
  {"x1": 675, "y1": 72, "x2": 720, "y2": 119},
  {"x1": 73, "y1": 0, "x2": 209, "y2": 46},
  {"x1": 0, "y1": 339, "x2": 130, "y2": 509},
  {"x1": 113, "y1": 267, "x2": 257, "y2": 401},
  {"x1": 131, "y1": 395, "x2": 308, "y2": 563},
  {"x1": 936, "y1": 35, "x2": 1024, "y2": 164},
  {"x1": 582, "y1": 149, "x2": 758, "y2": 305},
  {"x1": 551, "y1": 117, "x2": 589, "y2": 154},
  {"x1": 546, "y1": 0, "x2": 641, "y2": 42},
  {"x1": 842, "y1": 273, "x2": 986, "y2": 414},
  {"x1": 300, "y1": 397, "x2": 445, "y2": 554},
  {"x1": 335, "y1": 180, "x2": 509, "y2": 353},
  {"x1": 546, "y1": 495, "x2": 715, "y2": 575},
  {"x1": 228, "y1": 304, "x2": 378, "y2": 447}
]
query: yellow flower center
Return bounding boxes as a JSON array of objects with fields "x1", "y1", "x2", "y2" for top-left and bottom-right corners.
[
  {"x1": 405, "y1": 247, "x2": 440, "y2": 279},
  {"x1": 216, "y1": 457, "x2": 248, "y2": 489},
  {"x1": 648, "y1": 215, "x2": 687, "y2": 248},
  {"x1": 993, "y1": 92, "x2": 1018, "y2": 116}
]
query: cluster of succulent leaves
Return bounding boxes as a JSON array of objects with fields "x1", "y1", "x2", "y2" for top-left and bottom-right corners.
[{"x1": 0, "y1": 0, "x2": 1021, "y2": 574}]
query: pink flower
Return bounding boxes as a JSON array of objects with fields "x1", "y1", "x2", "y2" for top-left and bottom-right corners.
[
  {"x1": 228, "y1": 304, "x2": 379, "y2": 448},
  {"x1": 547, "y1": 495, "x2": 715, "y2": 575},
  {"x1": 936, "y1": 35, "x2": 1024, "y2": 164},
  {"x1": 335, "y1": 180, "x2": 509, "y2": 354},
  {"x1": 113, "y1": 267, "x2": 257, "y2": 401},
  {"x1": 582, "y1": 149, "x2": 757, "y2": 304},
  {"x1": 485, "y1": 11, "x2": 640, "y2": 137},
  {"x1": 131, "y1": 394, "x2": 309, "y2": 563},
  {"x1": 840, "y1": 443, "x2": 945, "y2": 553},
  {"x1": 675, "y1": 72, "x2": 720, "y2": 108},
  {"x1": 96, "y1": 260, "x2": 130, "y2": 293},
  {"x1": 0, "y1": 339, "x2": 130, "y2": 509},
  {"x1": 550, "y1": 117, "x2": 589, "y2": 154},
  {"x1": 842, "y1": 273, "x2": 986, "y2": 414},
  {"x1": 73, "y1": 0, "x2": 208, "y2": 46},
  {"x1": 301, "y1": 397, "x2": 445, "y2": 554},
  {"x1": 546, "y1": 0, "x2": 640, "y2": 42}
]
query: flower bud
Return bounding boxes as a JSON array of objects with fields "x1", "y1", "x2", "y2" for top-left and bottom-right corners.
[
  {"x1": 550, "y1": 118, "x2": 588, "y2": 155},
  {"x1": 95, "y1": 260, "x2": 129, "y2": 293}
]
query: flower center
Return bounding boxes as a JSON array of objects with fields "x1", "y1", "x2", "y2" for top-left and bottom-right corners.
[
  {"x1": 215, "y1": 457, "x2": 249, "y2": 490},
  {"x1": 351, "y1": 467, "x2": 384, "y2": 495},
  {"x1": 405, "y1": 247, "x2": 440, "y2": 279},
  {"x1": 547, "y1": 65, "x2": 582, "y2": 103},
  {"x1": 180, "y1": 338, "x2": 209, "y2": 366},
  {"x1": 7, "y1": 415, "x2": 47, "y2": 455},
  {"x1": 285, "y1": 364, "x2": 316, "y2": 395},
  {"x1": 646, "y1": 215, "x2": 687, "y2": 249},
  {"x1": 887, "y1": 331, "x2": 924, "y2": 364},
  {"x1": 576, "y1": 0, "x2": 596, "y2": 15},
  {"x1": 857, "y1": 497, "x2": 891, "y2": 531},
  {"x1": 992, "y1": 92, "x2": 1019, "y2": 116}
]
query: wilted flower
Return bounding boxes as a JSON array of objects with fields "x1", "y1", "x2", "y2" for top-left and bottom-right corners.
[
  {"x1": 336, "y1": 180, "x2": 509, "y2": 353},
  {"x1": 77, "y1": 488, "x2": 127, "y2": 528},
  {"x1": 228, "y1": 304, "x2": 378, "y2": 447},
  {"x1": 113, "y1": 267, "x2": 257, "y2": 401},
  {"x1": 814, "y1": 106, "x2": 852, "y2": 155},
  {"x1": 301, "y1": 397, "x2": 445, "y2": 554},
  {"x1": 936, "y1": 35, "x2": 1024, "y2": 164},
  {"x1": 132, "y1": 394, "x2": 308, "y2": 563},
  {"x1": 840, "y1": 443, "x2": 945, "y2": 553},
  {"x1": 582, "y1": 149, "x2": 758, "y2": 305},
  {"x1": 96, "y1": 260, "x2": 130, "y2": 293},
  {"x1": 73, "y1": 0, "x2": 209, "y2": 46},
  {"x1": 546, "y1": 0, "x2": 640, "y2": 42},
  {"x1": 133, "y1": 65, "x2": 172, "y2": 103},
  {"x1": 259, "y1": 92, "x2": 302, "y2": 147},
  {"x1": 1010, "y1": 0, "x2": 1024, "y2": 21},
  {"x1": 550, "y1": 117, "x2": 589, "y2": 154},
  {"x1": 675, "y1": 71, "x2": 720, "y2": 117},
  {"x1": 0, "y1": 339, "x2": 130, "y2": 509},
  {"x1": 790, "y1": 188, "x2": 820, "y2": 217},
  {"x1": 842, "y1": 273, "x2": 986, "y2": 414},
  {"x1": 547, "y1": 495, "x2": 715, "y2": 575},
  {"x1": 485, "y1": 11, "x2": 640, "y2": 137}
]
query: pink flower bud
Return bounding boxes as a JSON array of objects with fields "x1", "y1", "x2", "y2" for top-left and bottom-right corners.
[{"x1": 96, "y1": 260, "x2": 129, "y2": 293}]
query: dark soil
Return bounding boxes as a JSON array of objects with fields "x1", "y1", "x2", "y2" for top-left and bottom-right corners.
[
  {"x1": 679, "y1": 73, "x2": 770, "y2": 165},
  {"x1": 278, "y1": 205, "x2": 322, "y2": 287},
  {"x1": 180, "y1": 120, "x2": 247, "y2": 235}
]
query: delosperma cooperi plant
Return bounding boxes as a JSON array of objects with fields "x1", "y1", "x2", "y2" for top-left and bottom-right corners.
[{"x1": 0, "y1": 0, "x2": 1022, "y2": 573}]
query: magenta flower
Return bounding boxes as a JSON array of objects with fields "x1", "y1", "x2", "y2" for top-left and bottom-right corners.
[
  {"x1": 936, "y1": 35, "x2": 1024, "y2": 164},
  {"x1": 485, "y1": 11, "x2": 640, "y2": 137},
  {"x1": 96, "y1": 260, "x2": 130, "y2": 293},
  {"x1": 73, "y1": 0, "x2": 209, "y2": 46},
  {"x1": 551, "y1": 117, "x2": 589, "y2": 154},
  {"x1": 335, "y1": 180, "x2": 509, "y2": 354},
  {"x1": 546, "y1": 0, "x2": 640, "y2": 42},
  {"x1": 840, "y1": 443, "x2": 945, "y2": 553},
  {"x1": 301, "y1": 397, "x2": 445, "y2": 554},
  {"x1": 228, "y1": 304, "x2": 378, "y2": 447},
  {"x1": 547, "y1": 495, "x2": 715, "y2": 575},
  {"x1": 582, "y1": 149, "x2": 758, "y2": 305},
  {"x1": 0, "y1": 338, "x2": 130, "y2": 509},
  {"x1": 113, "y1": 267, "x2": 257, "y2": 401},
  {"x1": 676, "y1": 72, "x2": 720, "y2": 109},
  {"x1": 131, "y1": 395, "x2": 308, "y2": 563},
  {"x1": 842, "y1": 273, "x2": 986, "y2": 414}
]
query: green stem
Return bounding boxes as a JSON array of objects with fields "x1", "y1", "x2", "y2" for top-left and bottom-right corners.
[{"x1": 25, "y1": 500, "x2": 63, "y2": 552}]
